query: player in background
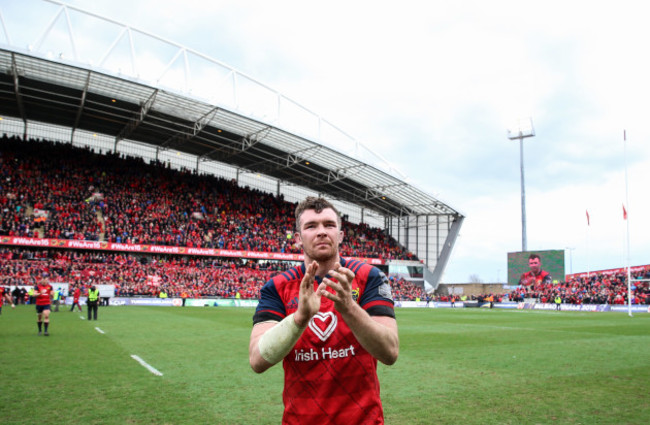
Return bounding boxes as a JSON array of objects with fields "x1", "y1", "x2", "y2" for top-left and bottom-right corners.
[
  {"x1": 249, "y1": 197, "x2": 399, "y2": 424},
  {"x1": 35, "y1": 277, "x2": 54, "y2": 336},
  {"x1": 70, "y1": 284, "x2": 82, "y2": 312},
  {"x1": 0, "y1": 286, "x2": 15, "y2": 314}
]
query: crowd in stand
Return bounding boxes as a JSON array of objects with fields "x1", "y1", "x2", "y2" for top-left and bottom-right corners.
[
  {"x1": 0, "y1": 247, "x2": 425, "y2": 300},
  {"x1": 0, "y1": 135, "x2": 415, "y2": 261},
  {"x1": 508, "y1": 269, "x2": 650, "y2": 305}
]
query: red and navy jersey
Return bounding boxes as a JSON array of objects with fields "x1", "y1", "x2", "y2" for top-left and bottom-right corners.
[
  {"x1": 0, "y1": 287, "x2": 6, "y2": 306},
  {"x1": 253, "y1": 257, "x2": 395, "y2": 425},
  {"x1": 35, "y1": 283, "x2": 53, "y2": 306}
]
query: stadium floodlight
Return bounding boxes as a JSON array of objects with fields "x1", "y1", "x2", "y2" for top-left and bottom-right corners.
[{"x1": 507, "y1": 117, "x2": 535, "y2": 252}]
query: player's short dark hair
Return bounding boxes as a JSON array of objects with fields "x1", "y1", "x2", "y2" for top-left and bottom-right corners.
[
  {"x1": 294, "y1": 197, "x2": 341, "y2": 231},
  {"x1": 528, "y1": 254, "x2": 541, "y2": 261}
]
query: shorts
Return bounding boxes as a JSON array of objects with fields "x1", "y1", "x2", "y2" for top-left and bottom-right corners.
[{"x1": 36, "y1": 304, "x2": 51, "y2": 314}]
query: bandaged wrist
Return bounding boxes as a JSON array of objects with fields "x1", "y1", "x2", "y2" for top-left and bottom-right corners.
[{"x1": 258, "y1": 313, "x2": 306, "y2": 365}]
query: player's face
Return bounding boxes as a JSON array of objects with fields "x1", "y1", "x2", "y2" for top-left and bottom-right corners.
[
  {"x1": 528, "y1": 258, "x2": 541, "y2": 274},
  {"x1": 295, "y1": 208, "x2": 343, "y2": 262}
]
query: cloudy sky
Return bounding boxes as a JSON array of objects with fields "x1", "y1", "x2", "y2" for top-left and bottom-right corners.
[{"x1": 3, "y1": 0, "x2": 649, "y2": 283}]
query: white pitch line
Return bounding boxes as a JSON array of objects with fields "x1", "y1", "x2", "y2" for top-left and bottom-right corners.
[
  {"x1": 131, "y1": 355, "x2": 163, "y2": 376},
  {"x1": 79, "y1": 316, "x2": 85, "y2": 320},
  {"x1": 95, "y1": 327, "x2": 105, "y2": 334}
]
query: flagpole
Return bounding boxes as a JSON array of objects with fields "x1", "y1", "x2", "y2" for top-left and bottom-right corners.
[
  {"x1": 585, "y1": 210, "x2": 590, "y2": 280},
  {"x1": 586, "y1": 214, "x2": 590, "y2": 280},
  {"x1": 623, "y1": 130, "x2": 632, "y2": 317}
]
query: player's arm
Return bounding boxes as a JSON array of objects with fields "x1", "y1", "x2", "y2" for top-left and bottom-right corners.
[
  {"x1": 249, "y1": 263, "x2": 321, "y2": 373},
  {"x1": 249, "y1": 318, "x2": 305, "y2": 373},
  {"x1": 249, "y1": 313, "x2": 311, "y2": 373},
  {"x1": 338, "y1": 302, "x2": 399, "y2": 365},
  {"x1": 249, "y1": 321, "x2": 277, "y2": 373},
  {"x1": 322, "y1": 265, "x2": 399, "y2": 365}
]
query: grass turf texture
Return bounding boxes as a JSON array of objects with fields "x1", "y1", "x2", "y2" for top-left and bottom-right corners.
[{"x1": 0, "y1": 306, "x2": 648, "y2": 424}]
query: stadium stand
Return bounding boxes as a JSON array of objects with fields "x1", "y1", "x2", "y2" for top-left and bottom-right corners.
[
  {"x1": 0, "y1": 136, "x2": 414, "y2": 260},
  {"x1": 0, "y1": 4, "x2": 467, "y2": 305},
  {"x1": 1, "y1": 136, "x2": 427, "y2": 300}
]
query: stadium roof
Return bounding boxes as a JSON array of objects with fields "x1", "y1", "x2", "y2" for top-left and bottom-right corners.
[
  {"x1": 0, "y1": 0, "x2": 462, "y2": 221},
  {"x1": 0, "y1": 47, "x2": 461, "y2": 219}
]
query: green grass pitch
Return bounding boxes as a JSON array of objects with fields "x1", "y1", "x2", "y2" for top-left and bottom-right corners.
[{"x1": 1, "y1": 305, "x2": 648, "y2": 424}]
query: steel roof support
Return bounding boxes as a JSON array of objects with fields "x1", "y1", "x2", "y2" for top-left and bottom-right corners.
[
  {"x1": 71, "y1": 71, "x2": 91, "y2": 136},
  {"x1": 430, "y1": 214, "x2": 464, "y2": 286},
  {"x1": 115, "y1": 89, "x2": 158, "y2": 147},
  {"x1": 10, "y1": 53, "x2": 26, "y2": 127}
]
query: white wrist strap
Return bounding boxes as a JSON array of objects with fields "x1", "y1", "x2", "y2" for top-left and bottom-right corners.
[{"x1": 258, "y1": 313, "x2": 306, "y2": 365}]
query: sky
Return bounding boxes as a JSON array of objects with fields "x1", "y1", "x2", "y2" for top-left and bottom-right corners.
[{"x1": 2, "y1": 0, "x2": 649, "y2": 283}]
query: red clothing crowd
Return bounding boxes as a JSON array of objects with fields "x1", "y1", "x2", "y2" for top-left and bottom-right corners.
[
  {"x1": 0, "y1": 248, "x2": 427, "y2": 300},
  {"x1": 508, "y1": 268, "x2": 650, "y2": 305},
  {"x1": 0, "y1": 135, "x2": 415, "y2": 261}
]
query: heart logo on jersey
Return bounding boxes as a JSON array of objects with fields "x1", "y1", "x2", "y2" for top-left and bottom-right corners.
[{"x1": 309, "y1": 312, "x2": 338, "y2": 342}]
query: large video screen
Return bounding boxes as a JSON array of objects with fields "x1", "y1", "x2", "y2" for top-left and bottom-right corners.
[{"x1": 507, "y1": 249, "x2": 565, "y2": 286}]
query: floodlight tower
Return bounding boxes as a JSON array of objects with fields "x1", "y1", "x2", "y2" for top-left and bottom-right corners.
[{"x1": 508, "y1": 118, "x2": 535, "y2": 252}]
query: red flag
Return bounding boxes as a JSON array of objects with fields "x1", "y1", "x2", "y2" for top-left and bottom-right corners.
[
  {"x1": 623, "y1": 204, "x2": 627, "y2": 220},
  {"x1": 586, "y1": 210, "x2": 590, "y2": 226}
]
